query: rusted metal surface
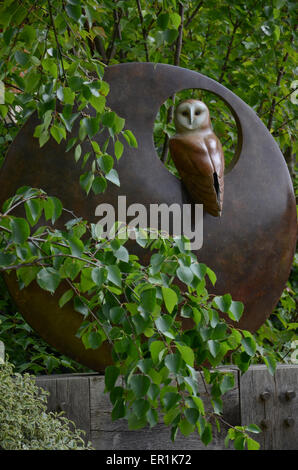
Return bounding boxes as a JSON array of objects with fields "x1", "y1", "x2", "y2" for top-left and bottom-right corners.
[{"x1": 0, "y1": 63, "x2": 296, "y2": 372}]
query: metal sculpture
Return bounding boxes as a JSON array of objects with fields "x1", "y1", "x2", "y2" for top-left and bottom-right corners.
[
  {"x1": 0, "y1": 63, "x2": 296, "y2": 372},
  {"x1": 170, "y1": 99, "x2": 224, "y2": 217}
]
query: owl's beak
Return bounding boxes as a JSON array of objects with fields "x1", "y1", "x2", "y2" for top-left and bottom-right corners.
[{"x1": 189, "y1": 108, "x2": 194, "y2": 125}]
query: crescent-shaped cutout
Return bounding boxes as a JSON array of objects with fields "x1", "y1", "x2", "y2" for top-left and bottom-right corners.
[{"x1": 0, "y1": 63, "x2": 296, "y2": 372}]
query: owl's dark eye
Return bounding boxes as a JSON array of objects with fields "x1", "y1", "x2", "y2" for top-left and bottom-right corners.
[
  {"x1": 182, "y1": 111, "x2": 188, "y2": 117},
  {"x1": 195, "y1": 110, "x2": 201, "y2": 115}
]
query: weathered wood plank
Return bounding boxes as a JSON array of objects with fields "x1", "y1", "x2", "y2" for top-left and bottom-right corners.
[
  {"x1": 56, "y1": 376, "x2": 91, "y2": 442},
  {"x1": 35, "y1": 377, "x2": 57, "y2": 412},
  {"x1": 36, "y1": 375, "x2": 91, "y2": 443},
  {"x1": 35, "y1": 365, "x2": 298, "y2": 450},
  {"x1": 89, "y1": 370, "x2": 240, "y2": 450},
  {"x1": 275, "y1": 365, "x2": 298, "y2": 450}
]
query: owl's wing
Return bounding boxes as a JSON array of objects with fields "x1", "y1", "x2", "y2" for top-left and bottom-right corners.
[
  {"x1": 169, "y1": 133, "x2": 224, "y2": 217},
  {"x1": 204, "y1": 133, "x2": 225, "y2": 211}
]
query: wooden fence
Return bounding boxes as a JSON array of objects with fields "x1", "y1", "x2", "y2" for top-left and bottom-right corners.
[{"x1": 35, "y1": 364, "x2": 298, "y2": 450}]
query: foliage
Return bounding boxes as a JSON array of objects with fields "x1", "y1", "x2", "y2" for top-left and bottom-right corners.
[
  {"x1": 0, "y1": 0, "x2": 297, "y2": 451},
  {"x1": 0, "y1": 187, "x2": 262, "y2": 449},
  {"x1": 0, "y1": 281, "x2": 90, "y2": 374},
  {"x1": 0, "y1": 359, "x2": 93, "y2": 450}
]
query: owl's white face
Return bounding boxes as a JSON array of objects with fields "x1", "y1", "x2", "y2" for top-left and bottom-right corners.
[{"x1": 174, "y1": 100, "x2": 210, "y2": 133}]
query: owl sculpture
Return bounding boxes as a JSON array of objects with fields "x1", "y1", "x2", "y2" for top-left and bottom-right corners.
[{"x1": 169, "y1": 99, "x2": 224, "y2": 217}]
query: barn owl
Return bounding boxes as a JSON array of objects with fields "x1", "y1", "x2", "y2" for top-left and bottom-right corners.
[{"x1": 169, "y1": 99, "x2": 224, "y2": 217}]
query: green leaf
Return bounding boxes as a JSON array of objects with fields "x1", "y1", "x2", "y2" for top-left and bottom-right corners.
[
  {"x1": 37, "y1": 268, "x2": 61, "y2": 294},
  {"x1": 132, "y1": 399, "x2": 150, "y2": 419},
  {"x1": 162, "y1": 392, "x2": 180, "y2": 411},
  {"x1": 107, "y1": 265, "x2": 122, "y2": 287},
  {"x1": 69, "y1": 76, "x2": 84, "y2": 91},
  {"x1": 24, "y1": 70, "x2": 40, "y2": 93},
  {"x1": 67, "y1": 235, "x2": 84, "y2": 257},
  {"x1": 10, "y1": 218, "x2": 30, "y2": 244},
  {"x1": 50, "y1": 124, "x2": 66, "y2": 144},
  {"x1": 98, "y1": 154, "x2": 114, "y2": 173},
  {"x1": 24, "y1": 199, "x2": 42, "y2": 226},
  {"x1": 245, "y1": 424, "x2": 261, "y2": 434},
  {"x1": 92, "y1": 176, "x2": 107, "y2": 195},
  {"x1": 85, "y1": 331, "x2": 102, "y2": 350},
  {"x1": 176, "y1": 344, "x2": 194, "y2": 367},
  {"x1": 14, "y1": 50, "x2": 28, "y2": 66},
  {"x1": 164, "y1": 353, "x2": 181, "y2": 374},
  {"x1": 179, "y1": 418, "x2": 195, "y2": 436},
  {"x1": 89, "y1": 94, "x2": 105, "y2": 113},
  {"x1": 50, "y1": 197, "x2": 63, "y2": 223},
  {"x1": 234, "y1": 435, "x2": 245, "y2": 450},
  {"x1": 147, "y1": 408, "x2": 158, "y2": 428},
  {"x1": 150, "y1": 341, "x2": 166, "y2": 364},
  {"x1": 161, "y1": 287, "x2": 178, "y2": 314},
  {"x1": 190, "y1": 263, "x2": 207, "y2": 280},
  {"x1": 82, "y1": 117, "x2": 99, "y2": 138},
  {"x1": 123, "y1": 130, "x2": 138, "y2": 148},
  {"x1": 80, "y1": 171, "x2": 94, "y2": 195},
  {"x1": 113, "y1": 115, "x2": 125, "y2": 134},
  {"x1": 201, "y1": 422, "x2": 212, "y2": 446},
  {"x1": 42, "y1": 58, "x2": 58, "y2": 78},
  {"x1": 59, "y1": 289, "x2": 74, "y2": 308},
  {"x1": 140, "y1": 287, "x2": 156, "y2": 313},
  {"x1": 147, "y1": 383, "x2": 159, "y2": 401},
  {"x1": 75, "y1": 144, "x2": 82, "y2": 162},
  {"x1": 102, "y1": 111, "x2": 116, "y2": 127},
  {"x1": 157, "y1": 12, "x2": 170, "y2": 30},
  {"x1": 0, "y1": 253, "x2": 16, "y2": 267},
  {"x1": 220, "y1": 373, "x2": 235, "y2": 394},
  {"x1": 105, "y1": 365, "x2": 120, "y2": 391},
  {"x1": 247, "y1": 438, "x2": 260, "y2": 450},
  {"x1": 74, "y1": 296, "x2": 89, "y2": 316},
  {"x1": 228, "y1": 301, "x2": 244, "y2": 322},
  {"x1": 177, "y1": 266, "x2": 193, "y2": 285},
  {"x1": 185, "y1": 408, "x2": 200, "y2": 426},
  {"x1": 241, "y1": 337, "x2": 256, "y2": 356},
  {"x1": 17, "y1": 266, "x2": 39, "y2": 287},
  {"x1": 263, "y1": 355, "x2": 276, "y2": 376},
  {"x1": 112, "y1": 398, "x2": 125, "y2": 421},
  {"x1": 113, "y1": 245, "x2": 129, "y2": 263},
  {"x1": 213, "y1": 294, "x2": 232, "y2": 313},
  {"x1": 105, "y1": 169, "x2": 120, "y2": 186},
  {"x1": 110, "y1": 306, "x2": 125, "y2": 324},
  {"x1": 65, "y1": 3, "x2": 82, "y2": 21},
  {"x1": 91, "y1": 267, "x2": 106, "y2": 287},
  {"x1": 114, "y1": 140, "x2": 124, "y2": 160},
  {"x1": 207, "y1": 340, "x2": 220, "y2": 358},
  {"x1": 129, "y1": 375, "x2": 150, "y2": 398},
  {"x1": 206, "y1": 267, "x2": 217, "y2": 286},
  {"x1": 155, "y1": 315, "x2": 174, "y2": 338},
  {"x1": 192, "y1": 396, "x2": 205, "y2": 415}
]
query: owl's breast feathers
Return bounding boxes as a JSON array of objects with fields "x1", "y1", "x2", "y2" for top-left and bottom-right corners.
[{"x1": 169, "y1": 132, "x2": 224, "y2": 217}]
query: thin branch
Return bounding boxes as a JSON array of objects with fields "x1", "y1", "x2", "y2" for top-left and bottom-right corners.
[
  {"x1": 161, "y1": 2, "x2": 184, "y2": 164},
  {"x1": 184, "y1": 1, "x2": 203, "y2": 28},
  {"x1": 218, "y1": 20, "x2": 240, "y2": 83},
  {"x1": 135, "y1": 0, "x2": 149, "y2": 62},
  {"x1": 267, "y1": 51, "x2": 290, "y2": 130},
  {"x1": 48, "y1": 0, "x2": 67, "y2": 83},
  {"x1": 106, "y1": 4, "x2": 123, "y2": 64},
  {"x1": 259, "y1": 87, "x2": 298, "y2": 118}
]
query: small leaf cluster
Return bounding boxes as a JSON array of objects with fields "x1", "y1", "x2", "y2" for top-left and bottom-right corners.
[
  {"x1": 0, "y1": 359, "x2": 93, "y2": 450},
  {"x1": 0, "y1": 0, "x2": 137, "y2": 195}
]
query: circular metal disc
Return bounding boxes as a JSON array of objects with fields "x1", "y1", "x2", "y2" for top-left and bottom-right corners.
[{"x1": 0, "y1": 63, "x2": 296, "y2": 371}]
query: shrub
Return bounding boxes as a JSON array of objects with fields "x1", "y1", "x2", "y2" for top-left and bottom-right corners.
[{"x1": 0, "y1": 359, "x2": 93, "y2": 450}]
